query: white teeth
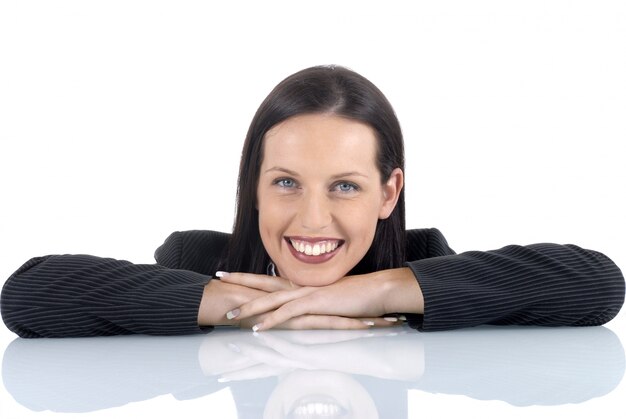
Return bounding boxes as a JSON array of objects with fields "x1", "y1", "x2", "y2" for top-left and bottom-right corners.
[
  {"x1": 289, "y1": 239, "x2": 340, "y2": 256},
  {"x1": 293, "y1": 402, "x2": 340, "y2": 416}
]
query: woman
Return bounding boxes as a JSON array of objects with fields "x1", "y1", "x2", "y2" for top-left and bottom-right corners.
[{"x1": 1, "y1": 65, "x2": 624, "y2": 337}]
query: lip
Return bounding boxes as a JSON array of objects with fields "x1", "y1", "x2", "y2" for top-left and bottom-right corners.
[
  {"x1": 288, "y1": 395, "x2": 348, "y2": 418},
  {"x1": 284, "y1": 236, "x2": 344, "y2": 264}
]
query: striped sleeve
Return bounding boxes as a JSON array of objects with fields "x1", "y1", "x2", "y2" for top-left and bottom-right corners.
[
  {"x1": 1, "y1": 254, "x2": 212, "y2": 338},
  {"x1": 406, "y1": 243, "x2": 625, "y2": 331}
]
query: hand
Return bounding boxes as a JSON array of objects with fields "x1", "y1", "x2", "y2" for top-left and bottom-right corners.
[
  {"x1": 219, "y1": 269, "x2": 419, "y2": 331},
  {"x1": 216, "y1": 271, "x2": 300, "y2": 293},
  {"x1": 198, "y1": 279, "x2": 269, "y2": 327},
  {"x1": 200, "y1": 273, "x2": 390, "y2": 330}
]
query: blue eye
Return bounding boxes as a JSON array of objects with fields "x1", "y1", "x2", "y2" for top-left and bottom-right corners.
[
  {"x1": 335, "y1": 182, "x2": 359, "y2": 193},
  {"x1": 275, "y1": 178, "x2": 297, "y2": 188}
]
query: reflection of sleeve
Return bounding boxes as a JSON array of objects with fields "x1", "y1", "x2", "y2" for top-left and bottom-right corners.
[
  {"x1": 405, "y1": 229, "x2": 625, "y2": 331},
  {"x1": 1, "y1": 255, "x2": 213, "y2": 338},
  {"x1": 1, "y1": 336, "x2": 221, "y2": 412},
  {"x1": 412, "y1": 326, "x2": 624, "y2": 406}
]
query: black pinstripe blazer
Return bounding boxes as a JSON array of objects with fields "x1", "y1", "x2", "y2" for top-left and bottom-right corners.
[{"x1": 1, "y1": 228, "x2": 624, "y2": 337}]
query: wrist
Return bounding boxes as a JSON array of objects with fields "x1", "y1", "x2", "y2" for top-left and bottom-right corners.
[
  {"x1": 198, "y1": 280, "x2": 241, "y2": 327},
  {"x1": 377, "y1": 267, "x2": 424, "y2": 315}
]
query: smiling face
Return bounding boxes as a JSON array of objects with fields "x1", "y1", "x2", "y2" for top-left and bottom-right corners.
[{"x1": 256, "y1": 113, "x2": 403, "y2": 286}]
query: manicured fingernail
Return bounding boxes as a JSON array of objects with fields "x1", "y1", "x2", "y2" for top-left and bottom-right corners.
[
  {"x1": 383, "y1": 317, "x2": 398, "y2": 322},
  {"x1": 362, "y1": 321, "x2": 375, "y2": 326},
  {"x1": 215, "y1": 271, "x2": 230, "y2": 278},
  {"x1": 226, "y1": 308, "x2": 240, "y2": 320},
  {"x1": 252, "y1": 323, "x2": 263, "y2": 332}
]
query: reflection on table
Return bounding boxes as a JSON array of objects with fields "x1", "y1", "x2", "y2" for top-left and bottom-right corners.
[{"x1": 2, "y1": 325, "x2": 623, "y2": 418}]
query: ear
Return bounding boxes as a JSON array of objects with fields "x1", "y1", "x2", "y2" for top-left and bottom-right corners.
[{"x1": 378, "y1": 168, "x2": 404, "y2": 219}]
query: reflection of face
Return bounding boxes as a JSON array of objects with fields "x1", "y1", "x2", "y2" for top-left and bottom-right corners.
[
  {"x1": 257, "y1": 113, "x2": 400, "y2": 286},
  {"x1": 263, "y1": 370, "x2": 379, "y2": 419}
]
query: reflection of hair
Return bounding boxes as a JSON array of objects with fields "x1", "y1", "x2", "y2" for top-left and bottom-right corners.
[{"x1": 226, "y1": 65, "x2": 406, "y2": 275}]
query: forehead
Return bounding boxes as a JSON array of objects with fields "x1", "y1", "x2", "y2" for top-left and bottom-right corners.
[{"x1": 261, "y1": 114, "x2": 378, "y2": 170}]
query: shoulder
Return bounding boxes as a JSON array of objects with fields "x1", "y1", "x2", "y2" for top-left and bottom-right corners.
[
  {"x1": 406, "y1": 228, "x2": 455, "y2": 260},
  {"x1": 154, "y1": 230, "x2": 230, "y2": 274}
]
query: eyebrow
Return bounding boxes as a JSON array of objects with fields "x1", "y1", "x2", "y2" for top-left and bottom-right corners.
[{"x1": 264, "y1": 166, "x2": 369, "y2": 179}]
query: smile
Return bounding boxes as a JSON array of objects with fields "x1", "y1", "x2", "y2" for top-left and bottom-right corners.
[
  {"x1": 289, "y1": 238, "x2": 341, "y2": 255},
  {"x1": 285, "y1": 237, "x2": 344, "y2": 263}
]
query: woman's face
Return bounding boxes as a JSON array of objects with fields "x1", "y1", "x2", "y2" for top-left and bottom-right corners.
[{"x1": 257, "y1": 113, "x2": 403, "y2": 286}]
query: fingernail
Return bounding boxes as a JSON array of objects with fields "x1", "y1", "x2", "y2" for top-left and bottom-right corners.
[
  {"x1": 226, "y1": 308, "x2": 240, "y2": 320},
  {"x1": 383, "y1": 317, "x2": 398, "y2": 322},
  {"x1": 215, "y1": 271, "x2": 230, "y2": 278},
  {"x1": 252, "y1": 323, "x2": 263, "y2": 332},
  {"x1": 397, "y1": 315, "x2": 407, "y2": 321},
  {"x1": 362, "y1": 321, "x2": 375, "y2": 326}
]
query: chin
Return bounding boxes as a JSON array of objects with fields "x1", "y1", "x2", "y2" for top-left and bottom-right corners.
[
  {"x1": 290, "y1": 276, "x2": 340, "y2": 287},
  {"x1": 280, "y1": 267, "x2": 347, "y2": 287}
]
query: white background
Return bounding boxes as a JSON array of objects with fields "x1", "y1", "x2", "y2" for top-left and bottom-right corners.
[{"x1": 1, "y1": 1, "x2": 625, "y2": 418}]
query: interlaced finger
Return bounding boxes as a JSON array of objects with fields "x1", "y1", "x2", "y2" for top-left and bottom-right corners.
[
  {"x1": 229, "y1": 287, "x2": 317, "y2": 321},
  {"x1": 259, "y1": 307, "x2": 401, "y2": 331},
  {"x1": 218, "y1": 272, "x2": 297, "y2": 292}
]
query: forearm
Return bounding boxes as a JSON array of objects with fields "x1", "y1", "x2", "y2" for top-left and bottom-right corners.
[
  {"x1": 1, "y1": 255, "x2": 210, "y2": 337},
  {"x1": 406, "y1": 243, "x2": 625, "y2": 331}
]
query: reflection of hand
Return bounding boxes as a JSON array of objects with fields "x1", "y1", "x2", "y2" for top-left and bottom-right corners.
[
  {"x1": 196, "y1": 331, "x2": 261, "y2": 377},
  {"x1": 199, "y1": 327, "x2": 424, "y2": 383},
  {"x1": 198, "y1": 328, "x2": 387, "y2": 377},
  {"x1": 220, "y1": 272, "x2": 408, "y2": 330}
]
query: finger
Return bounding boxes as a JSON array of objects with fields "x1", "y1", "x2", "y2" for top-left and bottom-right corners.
[
  {"x1": 260, "y1": 310, "x2": 401, "y2": 332},
  {"x1": 259, "y1": 329, "x2": 374, "y2": 346},
  {"x1": 200, "y1": 356, "x2": 259, "y2": 377},
  {"x1": 218, "y1": 363, "x2": 287, "y2": 382},
  {"x1": 359, "y1": 317, "x2": 404, "y2": 327},
  {"x1": 248, "y1": 295, "x2": 330, "y2": 330},
  {"x1": 234, "y1": 341, "x2": 310, "y2": 370},
  {"x1": 281, "y1": 315, "x2": 373, "y2": 331},
  {"x1": 218, "y1": 272, "x2": 295, "y2": 292},
  {"x1": 231, "y1": 287, "x2": 317, "y2": 321},
  {"x1": 251, "y1": 332, "x2": 332, "y2": 364},
  {"x1": 251, "y1": 286, "x2": 402, "y2": 331}
]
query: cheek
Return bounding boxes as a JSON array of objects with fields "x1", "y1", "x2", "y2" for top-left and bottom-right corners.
[
  {"x1": 343, "y1": 201, "x2": 381, "y2": 242},
  {"x1": 258, "y1": 201, "x2": 293, "y2": 252},
  {"x1": 258, "y1": 210, "x2": 279, "y2": 245}
]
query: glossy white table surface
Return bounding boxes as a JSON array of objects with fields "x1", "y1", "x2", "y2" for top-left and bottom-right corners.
[{"x1": 1, "y1": 314, "x2": 624, "y2": 419}]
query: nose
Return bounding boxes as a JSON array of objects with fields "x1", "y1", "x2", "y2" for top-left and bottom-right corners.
[{"x1": 299, "y1": 191, "x2": 332, "y2": 231}]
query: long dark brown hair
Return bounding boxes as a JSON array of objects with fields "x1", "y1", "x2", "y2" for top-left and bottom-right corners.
[{"x1": 226, "y1": 65, "x2": 405, "y2": 275}]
